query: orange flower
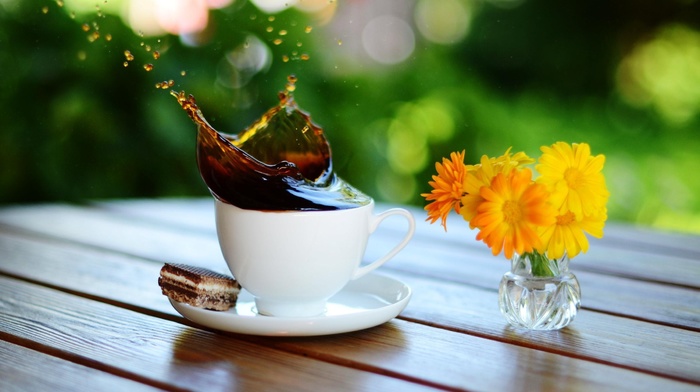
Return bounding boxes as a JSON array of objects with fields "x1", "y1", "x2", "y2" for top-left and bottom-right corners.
[
  {"x1": 471, "y1": 168, "x2": 556, "y2": 259},
  {"x1": 460, "y1": 149, "x2": 534, "y2": 226},
  {"x1": 421, "y1": 150, "x2": 467, "y2": 230}
]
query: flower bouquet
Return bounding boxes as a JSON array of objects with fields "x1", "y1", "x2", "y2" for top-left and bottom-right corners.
[{"x1": 422, "y1": 142, "x2": 609, "y2": 330}]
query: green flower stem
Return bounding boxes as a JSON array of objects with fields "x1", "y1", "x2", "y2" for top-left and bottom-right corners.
[{"x1": 528, "y1": 250, "x2": 556, "y2": 277}]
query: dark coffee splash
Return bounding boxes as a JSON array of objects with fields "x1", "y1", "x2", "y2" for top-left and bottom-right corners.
[{"x1": 172, "y1": 76, "x2": 371, "y2": 211}]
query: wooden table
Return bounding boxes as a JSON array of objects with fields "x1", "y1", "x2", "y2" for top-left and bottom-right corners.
[{"x1": 1, "y1": 198, "x2": 698, "y2": 391}]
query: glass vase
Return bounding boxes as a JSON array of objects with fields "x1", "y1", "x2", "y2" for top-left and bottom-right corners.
[{"x1": 498, "y1": 251, "x2": 581, "y2": 330}]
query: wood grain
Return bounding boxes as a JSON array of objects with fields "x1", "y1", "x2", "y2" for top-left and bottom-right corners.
[
  {"x1": 1, "y1": 199, "x2": 699, "y2": 391},
  {"x1": 0, "y1": 276, "x2": 432, "y2": 392},
  {"x1": 2, "y1": 202, "x2": 698, "y2": 328},
  {"x1": 0, "y1": 340, "x2": 163, "y2": 392},
  {"x1": 1, "y1": 259, "x2": 696, "y2": 391},
  {"x1": 97, "y1": 199, "x2": 700, "y2": 259},
  {"x1": 1, "y1": 224, "x2": 698, "y2": 387},
  {"x1": 97, "y1": 199, "x2": 700, "y2": 288}
]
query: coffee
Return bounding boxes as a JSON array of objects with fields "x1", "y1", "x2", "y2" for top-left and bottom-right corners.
[{"x1": 172, "y1": 76, "x2": 372, "y2": 211}]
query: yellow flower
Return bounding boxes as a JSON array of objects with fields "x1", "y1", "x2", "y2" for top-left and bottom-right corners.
[
  {"x1": 471, "y1": 168, "x2": 556, "y2": 259},
  {"x1": 496, "y1": 148, "x2": 535, "y2": 169},
  {"x1": 538, "y1": 208, "x2": 607, "y2": 259},
  {"x1": 423, "y1": 141, "x2": 608, "y2": 264},
  {"x1": 536, "y1": 142, "x2": 609, "y2": 217},
  {"x1": 460, "y1": 148, "x2": 534, "y2": 226},
  {"x1": 421, "y1": 150, "x2": 467, "y2": 230}
]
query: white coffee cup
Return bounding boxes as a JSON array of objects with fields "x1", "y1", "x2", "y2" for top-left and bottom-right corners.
[{"x1": 215, "y1": 199, "x2": 415, "y2": 317}]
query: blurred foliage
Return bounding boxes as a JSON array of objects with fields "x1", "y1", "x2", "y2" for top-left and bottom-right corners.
[{"x1": 1, "y1": 0, "x2": 700, "y2": 233}]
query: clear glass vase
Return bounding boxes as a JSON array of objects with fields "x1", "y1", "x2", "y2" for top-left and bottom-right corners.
[{"x1": 498, "y1": 251, "x2": 581, "y2": 330}]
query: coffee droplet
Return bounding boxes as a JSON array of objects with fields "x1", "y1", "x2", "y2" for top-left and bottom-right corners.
[
  {"x1": 304, "y1": 26, "x2": 312, "y2": 33},
  {"x1": 123, "y1": 61, "x2": 129, "y2": 67},
  {"x1": 266, "y1": 26, "x2": 274, "y2": 33},
  {"x1": 124, "y1": 50, "x2": 134, "y2": 61},
  {"x1": 300, "y1": 53, "x2": 310, "y2": 61},
  {"x1": 144, "y1": 63, "x2": 154, "y2": 71},
  {"x1": 282, "y1": 55, "x2": 290, "y2": 62},
  {"x1": 153, "y1": 51, "x2": 160, "y2": 60},
  {"x1": 279, "y1": 30, "x2": 288, "y2": 36},
  {"x1": 180, "y1": 70, "x2": 187, "y2": 76},
  {"x1": 105, "y1": 34, "x2": 112, "y2": 41},
  {"x1": 155, "y1": 80, "x2": 174, "y2": 89},
  {"x1": 82, "y1": 23, "x2": 90, "y2": 32},
  {"x1": 88, "y1": 31, "x2": 100, "y2": 42},
  {"x1": 273, "y1": 38, "x2": 283, "y2": 45},
  {"x1": 42, "y1": 6, "x2": 49, "y2": 14},
  {"x1": 286, "y1": 74, "x2": 297, "y2": 92}
]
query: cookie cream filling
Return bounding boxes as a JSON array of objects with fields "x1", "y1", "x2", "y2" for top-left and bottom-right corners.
[{"x1": 161, "y1": 270, "x2": 236, "y2": 292}]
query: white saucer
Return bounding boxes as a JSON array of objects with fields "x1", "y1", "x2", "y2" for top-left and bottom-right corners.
[{"x1": 169, "y1": 273, "x2": 411, "y2": 336}]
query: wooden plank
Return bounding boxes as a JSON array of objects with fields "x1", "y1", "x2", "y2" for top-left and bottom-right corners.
[
  {"x1": 3, "y1": 202, "x2": 697, "y2": 329},
  {"x1": 0, "y1": 229, "x2": 176, "y2": 316},
  {"x1": 95, "y1": 199, "x2": 700, "y2": 287},
  {"x1": 362, "y1": 237, "x2": 700, "y2": 330},
  {"x1": 599, "y1": 222, "x2": 700, "y2": 260},
  {"x1": 98, "y1": 199, "x2": 700, "y2": 257},
  {"x1": 0, "y1": 202, "x2": 700, "y2": 298},
  {"x1": 369, "y1": 221, "x2": 700, "y2": 289},
  {"x1": 96, "y1": 198, "x2": 217, "y2": 234},
  {"x1": 0, "y1": 341, "x2": 164, "y2": 392},
  {"x1": 0, "y1": 276, "x2": 433, "y2": 392},
  {"x1": 396, "y1": 273, "x2": 700, "y2": 385},
  {"x1": 1, "y1": 229, "x2": 699, "y2": 387},
  {"x1": 1, "y1": 271, "x2": 696, "y2": 391},
  {"x1": 2, "y1": 200, "x2": 699, "y2": 326},
  {"x1": 254, "y1": 319, "x2": 700, "y2": 392},
  {"x1": 0, "y1": 204, "x2": 225, "y2": 267},
  {"x1": 377, "y1": 204, "x2": 700, "y2": 259}
]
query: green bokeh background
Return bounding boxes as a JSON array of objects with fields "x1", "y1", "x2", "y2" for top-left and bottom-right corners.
[{"x1": 2, "y1": 0, "x2": 700, "y2": 233}]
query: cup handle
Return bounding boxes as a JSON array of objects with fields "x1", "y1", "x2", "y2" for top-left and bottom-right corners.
[{"x1": 351, "y1": 208, "x2": 416, "y2": 280}]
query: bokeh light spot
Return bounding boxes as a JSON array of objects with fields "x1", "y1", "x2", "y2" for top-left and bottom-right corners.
[
  {"x1": 387, "y1": 118, "x2": 429, "y2": 175},
  {"x1": 361, "y1": 15, "x2": 415, "y2": 65},
  {"x1": 414, "y1": 0, "x2": 471, "y2": 45},
  {"x1": 217, "y1": 34, "x2": 272, "y2": 89},
  {"x1": 616, "y1": 24, "x2": 700, "y2": 125},
  {"x1": 376, "y1": 167, "x2": 417, "y2": 204},
  {"x1": 250, "y1": 0, "x2": 296, "y2": 13},
  {"x1": 154, "y1": 0, "x2": 210, "y2": 36}
]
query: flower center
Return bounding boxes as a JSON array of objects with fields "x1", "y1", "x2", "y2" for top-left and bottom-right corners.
[
  {"x1": 502, "y1": 200, "x2": 523, "y2": 224},
  {"x1": 563, "y1": 168, "x2": 582, "y2": 189},
  {"x1": 556, "y1": 210, "x2": 576, "y2": 225}
]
